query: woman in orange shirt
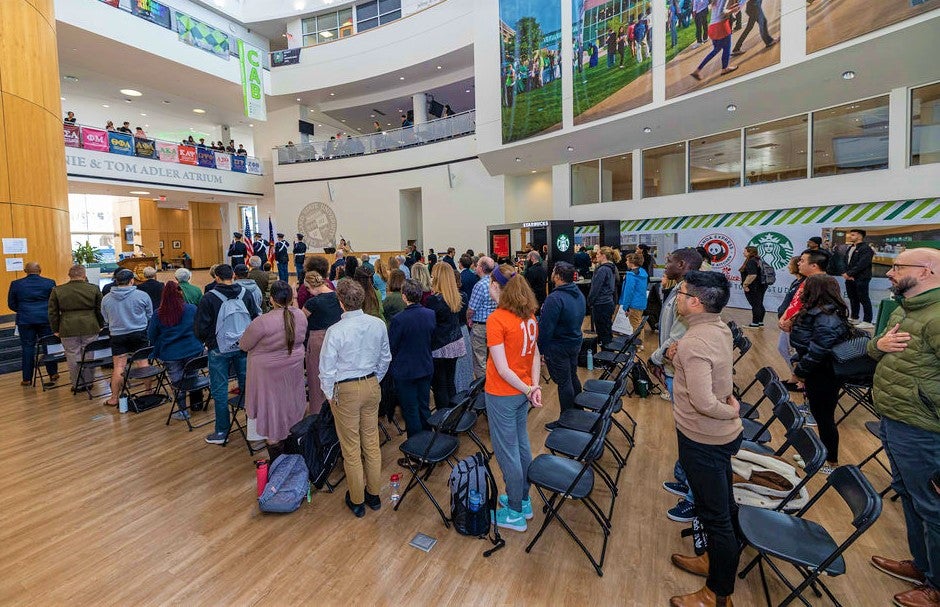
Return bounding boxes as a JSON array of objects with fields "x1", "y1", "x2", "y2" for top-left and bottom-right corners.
[{"x1": 486, "y1": 264, "x2": 542, "y2": 532}]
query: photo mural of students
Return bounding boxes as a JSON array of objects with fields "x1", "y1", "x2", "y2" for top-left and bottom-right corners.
[{"x1": 806, "y1": 0, "x2": 935, "y2": 53}]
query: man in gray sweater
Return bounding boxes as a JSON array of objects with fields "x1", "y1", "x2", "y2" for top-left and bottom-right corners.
[
  {"x1": 667, "y1": 271, "x2": 742, "y2": 607},
  {"x1": 101, "y1": 269, "x2": 153, "y2": 406}
]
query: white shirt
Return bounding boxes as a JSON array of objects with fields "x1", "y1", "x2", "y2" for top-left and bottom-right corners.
[{"x1": 319, "y1": 309, "x2": 391, "y2": 400}]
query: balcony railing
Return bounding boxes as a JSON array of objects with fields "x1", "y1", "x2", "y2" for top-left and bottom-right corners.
[{"x1": 275, "y1": 110, "x2": 475, "y2": 164}]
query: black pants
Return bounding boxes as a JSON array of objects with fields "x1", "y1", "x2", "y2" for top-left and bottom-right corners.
[
  {"x1": 845, "y1": 278, "x2": 872, "y2": 322},
  {"x1": 592, "y1": 302, "x2": 615, "y2": 347},
  {"x1": 744, "y1": 283, "x2": 767, "y2": 324},
  {"x1": 694, "y1": 9, "x2": 709, "y2": 43},
  {"x1": 295, "y1": 263, "x2": 305, "y2": 285},
  {"x1": 17, "y1": 322, "x2": 57, "y2": 382},
  {"x1": 804, "y1": 370, "x2": 842, "y2": 462},
  {"x1": 431, "y1": 357, "x2": 457, "y2": 409},
  {"x1": 733, "y1": 2, "x2": 773, "y2": 51},
  {"x1": 678, "y1": 430, "x2": 744, "y2": 598},
  {"x1": 544, "y1": 342, "x2": 583, "y2": 415}
]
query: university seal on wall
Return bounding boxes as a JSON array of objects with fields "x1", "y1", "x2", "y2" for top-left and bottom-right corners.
[{"x1": 297, "y1": 202, "x2": 338, "y2": 249}]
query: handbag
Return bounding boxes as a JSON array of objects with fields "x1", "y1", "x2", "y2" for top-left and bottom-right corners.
[
  {"x1": 831, "y1": 328, "x2": 877, "y2": 379},
  {"x1": 707, "y1": 18, "x2": 732, "y2": 40},
  {"x1": 612, "y1": 306, "x2": 633, "y2": 336}
]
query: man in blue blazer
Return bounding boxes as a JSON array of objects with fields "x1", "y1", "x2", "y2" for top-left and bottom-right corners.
[
  {"x1": 7, "y1": 262, "x2": 59, "y2": 385},
  {"x1": 388, "y1": 279, "x2": 436, "y2": 440}
]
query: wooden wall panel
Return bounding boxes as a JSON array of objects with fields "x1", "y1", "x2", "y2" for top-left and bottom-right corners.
[
  {"x1": 26, "y1": 0, "x2": 54, "y2": 32},
  {"x1": 0, "y1": 2, "x2": 45, "y2": 104},
  {"x1": 191, "y1": 229, "x2": 222, "y2": 269},
  {"x1": 158, "y1": 208, "x2": 193, "y2": 258},
  {"x1": 10, "y1": 205, "x2": 71, "y2": 282},
  {"x1": 0, "y1": 91, "x2": 8, "y2": 205},
  {"x1": 190, "y1": 201, "x2": 222, "y2": 230}
]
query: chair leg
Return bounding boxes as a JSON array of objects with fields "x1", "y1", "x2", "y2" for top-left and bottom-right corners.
[{"x1": 468, "y1": 430, "x2": 492, "y2": 457}]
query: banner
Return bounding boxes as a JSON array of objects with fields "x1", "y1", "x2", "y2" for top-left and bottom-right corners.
[
  {"x1": 108, "y1": 132, "x2": 134, "y2": 156},
  {"x1": 134, "y1": 138, "x2": 157, "y2": 159},
  {"x1": 132, "y1": 0, "x2": 171, "y2": 29},
  {"x1": 196, "y1": 147, "x2": 216, "y2": 168},
  {"x1": 178, "y1": 145, "x2": 197, "y2": 165},
  {"x1": 231, "y1": 155, "x2": 247, "y2": 173},
  {"x1": 63, "y1": 124, "x2": 81, "y2": 148},
  {"x1": 245, "y1": 157, "x2": 262, "y2": 175},
  {"x1": 156, "y1": 141, "x2": 179, "y2": 162},
  {"x1": 237, "y1": 39, "x2": 267, "y2": 121},
  {"x1": 270, "y1": 48, "x2": 301, "y2": 68},
  {"x1": 176, "y1": 12, "x2": 230, "y2": 59},
  {"x1": 81, "y1": 127, "x2": 109, "y2": 152},
  {"x1": 807, "y1": 0, "x2": 935, "y2": 53},
  {"x1": 214, "y1": 151, "x2": 232, "y2": 171}
]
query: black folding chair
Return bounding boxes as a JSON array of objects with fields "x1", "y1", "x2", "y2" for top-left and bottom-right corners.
[
  {"x1": 737, "y1": 465, "x2": 882, "y2": 607},
  {"x1": 857, "y1": 420, "x2": 900, "y2": 500},
  {"x1": 165, "y1": 355, "x2": 213, "y2": 431},
  {"x1": 727, "y1": 319, "x2": 742, "y2": 342},
  {"x1": 573, "y1": 363, "x2": 636, "y2": 451},
  {"x1": 394, "y1": 405, "x2": 463, "y2": 527},
  {"x1": 595, "y1": 318, "x2": 645, "y2": 381},
  {"x1": 32, "y1": 334, "x2": 67, "y2": 391},
  {"x1": 743, "y1": 381, "x2": 798, "y2": 445},
  {"x1": 733, "y1": 334, "x2": 752, "y2": 368},
  {"x1": 737, "y1": 366, "x2": 780, "y2": 418},
  {"x1": 120, "y1": 346, "x2": 170, "y2": 413},
  {"x1": 834, "y1": 379, "x2": 876, "y2": 426},
  {"x1": 428, "y1": 377, "x2": 490, "y2": 456},
  {"x1": 526, "y1": 418, "x2": 611, "y2": 577},
  {"x1": 74, "y1": 336, "x2": 113, "y2": 398},
  {"x1": 557, "y1": 369, "x2": 633, "y2": 474}
]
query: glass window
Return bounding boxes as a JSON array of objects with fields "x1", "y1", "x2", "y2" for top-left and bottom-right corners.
[
  {"x1": 302, "y1": 34, "x2": 317, "y2": 46},
  {"x1": 912, "y1": 82, "x2": 940, "y2": 166},
  {"x1": 379, "y1": 0, "x2": 401, "y2": 12},
  {"x1": 812, "y1": 95, "x2": 889, "y2": 177},
  {"x1": 689, "y1": 130, "x2": 741, "y2": 191},
  {"x1": 358, "y1": 17, "x2": 378, "y2": 31},
  {"x1": 357, "y1": 1, "x2": 378, "y2": 20},
  {"x1": 601, "y1": 154, "x2": 632, "y2": 202},
  {"x1": 381, "y1": 9, "x2": 401, "y2": 23},
  {"x1": 317, "y1": 12, "x2": 338, "y2": 29},
  {"x1": 301, "y1": 17, "x2": 316, "y2": 34},
  {"x1": 643, "y1": 142, "x2": 686, "y2": 197},
  {"x1": 744, "y1": 115, "x2": 808, "y2": 185},
  {"x1": 571, "y1": 160, "x2": 601, "y2": 206}
]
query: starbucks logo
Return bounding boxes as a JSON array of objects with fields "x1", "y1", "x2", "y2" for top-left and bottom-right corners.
[
  {"x1": 748, "y1": 232, "x2": 794, "y2": 269},
  {"x1": 556, "y1": 233, "x2": 571, "y2": 253},
  {"x1": 297, "y1": 202, "x2": 337, "y2": 249},
  {"x1": 698, "y1": 233, "x2": 736, "y2": 267}
]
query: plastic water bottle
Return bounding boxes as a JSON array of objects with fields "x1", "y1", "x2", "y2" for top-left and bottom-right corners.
[
  {"x1": 255, "y1": 460, "x2": 269, "y2": 497},
  {"x1": 468, "y1": 489, "x2": 482, "y2": 512},
  {"x1": 118, "y1": 396, "x2": 128, "y2": 414},
  {"x1": 587, "y1": 349, "x2": 594, "y2": 371},
  {"x1": 389, "y1": 473, "x2": 401, "y2": 504}
]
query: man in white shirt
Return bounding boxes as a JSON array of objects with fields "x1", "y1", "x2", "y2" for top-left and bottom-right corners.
[{"x1": 319, "y1": 279, "x2": 391, "y2": 517}]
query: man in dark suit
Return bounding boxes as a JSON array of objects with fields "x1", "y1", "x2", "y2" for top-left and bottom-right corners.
[
  {"x1": 843, "y1": 228, "x2": 875, "y2": 328},
  {"x1": 7, "y1": 262, "x2": 58, "y2": 385},
  {"x1": 524, "y1": 251, "x2": 548, "y2": 312},
  {"x1": 274, "y1": 233, "x2": 290, "y2": 282},
  {"x1": 292, "y1": 234, "x2": 308, "y2": 284},
  {"x1": 388, "y1": 279, "x2": 436, "y2": 442},
  {"x1": 137, "y1": 266, "x2": 164, "y2": 310}
]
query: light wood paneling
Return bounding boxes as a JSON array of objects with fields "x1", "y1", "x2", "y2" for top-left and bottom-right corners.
[
  {"x1": 158, "y1": 207, "x2": 193, "y2": 259},
  {"x1": 1, "y1": 94, "x2": 68, "y2": 210},
  {"x1": 9, "y1": 204, "x2": 71, "y2": 283},
  {"x1": 0, "y1": 1, "x2": 46, "y2": 105},
  {"x1": 190, "y1": 201, "x2": 223, "y2": 230},
  {"x1": 0, "y1": 90, "x2": 9, "y2": 205},
  {"x1": 25, "y1": 0, "x2": 55, "y2": 31}
]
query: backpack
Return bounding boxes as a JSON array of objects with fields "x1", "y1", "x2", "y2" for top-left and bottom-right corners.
[
  {"x1": 210, "y1": 286, "x2": 252, "y2": 353},
  {"x1": 258, "y1": 454, "x2": 309, "y2": 513},
  {"x1": 759, "y1": 260, "x2": 776, "y2": 285},
  {"x1": 449, "y1": 452, "x2": 493, "y2": 537},
  {"x1": 285, "y1": 404, "x2": 341, "y2": 489}
]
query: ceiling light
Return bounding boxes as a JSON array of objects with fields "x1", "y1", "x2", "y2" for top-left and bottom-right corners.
[
  {"x1": 60, "y1": 97, "x2": 65, "y2": 101},
  {"x1": 319, "y1": 30, "x2": 333, "y2": 38},
  {"x1": 387, "y1": 123, "x2": 391, "y2": 126},
  {"x1": 162, "y1": 100, "x2": 171, "y2": 104},
  {"x1": 193, "y1": 108, "x2": 206, "y2": 114},
  {"x1": 330, "y1": 92, "x2": 335, "y2": 96},
  {"x1": 436, "y1": 65, "x2": 442, "y2": 70},
  {"x1": 318, "y1": 124, "x2": 323, "y2": 127},
  {"x1": 249, "y1": 124, "x2": 254, "y2": 127},
  {"x1": 124, "y1": 99, "x2": 133, "y2": 103},
  {"x1": 465, "y1": 89, "x2": 471, "y2": 93},
  {"x1": 842, "y1": 70, "x2": 856, "y2": 80},
  {"x1": 341, "y1": 120, "x2": 346, "y2": 123},
  {"x1": 296, "y1": 98, "x2": 302, "y2": 102},
  {"x1": 726, "y1": 104, "x2": 737, "y2": 112},
  {"x1": 102, "y1": 104, "x2": 109, "y2": 108},
  {"x1": 120, "y1": 89, "x2": 142, "y2": 97},
  {"x1": 515, "y1": 157, "x2": 521, "y2": 162},
  {"x1": 643, "y1": 126, "x2": 652, "y2": 133},
  {"x1": 566, "y1": 145, "x2": 574, "y2": 152},
  {"x1": 63, "y1": 75, "x2": 79, "y2": 82},
  {"x1": 129, "y1": 191, "x2": 150, "y2": 195},
  {"x1": 370, "y1": 114, "x2": 375, "y2": 118},
  {"x1": 140, "y1": 113, "x2": 147, "y2": 116},
  {"x1": 144, "y1": 124, "x2": 149, "y2": 127},
  {"x1": 399, "y1": 76, "x2": 405, "y2": 80},
  {"x1": 530, "y1": 170, "x2": 537, "y2": 174}
]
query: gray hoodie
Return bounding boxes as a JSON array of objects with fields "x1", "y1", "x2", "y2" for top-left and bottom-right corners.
[
  {"x1": 101, "y1": 286, "x2": 153, "y2": 336},
  {"x1": 235, "y1": 279, "x2": 263, "y2": 312},
  {"x1": 650, "y1": 279, "x2": 688, "y2": 376}
]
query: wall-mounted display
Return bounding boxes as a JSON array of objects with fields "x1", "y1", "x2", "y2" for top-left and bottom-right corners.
[
  {"x1": 500, "y1": 0, "x2": 564, "y2": 143},
  {"x1": 665, "y1": 0, "x2": 780, "y2": 99},
  {"x1": 807, "y1": 0, "x2": 936, "y2": 54}
]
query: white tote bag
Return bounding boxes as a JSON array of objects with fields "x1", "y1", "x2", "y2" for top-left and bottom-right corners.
[{"x1": 612, "y1": 306, "x2": 634, "y2": 336}]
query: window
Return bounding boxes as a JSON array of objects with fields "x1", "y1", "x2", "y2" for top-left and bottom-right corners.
[
  {"x1": 911, "y1": 82, "x2": 940, "y2": 166},
  {"x1": 357, "y1": 0, "x2": 401, "y2": 32},
  {"x1": 689, "y1": 130, "x2": 741, "y2": 191},
  {"x1": 571, "y1": 160, "x2": 601, "y2": 206},
  {"x1": 745, "y1": 115, "x2": 808, "y2": 185},
  {"x1": 643, "y1": 142, "x2": 686, "y2": 197},
  {"x1": 601, "y1": 154, "x2": 632, "y2": 201},
  {"x1": 812, "y1": 96, "x2": 889, "y2": 177},
  {"x1": 302, "y1": 8, "x2": 354, "y2": 45}
]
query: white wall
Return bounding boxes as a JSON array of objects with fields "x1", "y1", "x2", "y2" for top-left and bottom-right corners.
[{"x1": 504, "y1": 171, "x2": 553, "y2": 223}]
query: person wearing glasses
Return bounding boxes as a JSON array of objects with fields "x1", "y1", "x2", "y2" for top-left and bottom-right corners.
[{"x1": 867, "y1": 248, "x2": 940, "y2": 607}]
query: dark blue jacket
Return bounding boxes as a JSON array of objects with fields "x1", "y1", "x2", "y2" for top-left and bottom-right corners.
[
  {"x1": 425, "y1": 293, "x2": 463, "y2": 350},
  {"x1": 459, "y1": 268, "x2": 479, "y2": 318},
  {"x1": 148, "y1": 304, "x2": 205, "y2": 362},
  {"x1": 538, "y1": 282, "x2": 586, "y2": 352},
  {"x1": 388, "y1": 303, "x2": 435, "y2": 380},
  {"x1": 8, "y1": 274, "x2": 56, "y2": 325}
]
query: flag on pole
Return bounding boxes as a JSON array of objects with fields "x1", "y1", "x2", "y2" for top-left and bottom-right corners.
[
  {"x1": 267, "y1": 215, "x2": 276, "y2": 267},
  {"x1": 242, "y1": 215, "x2": 254, "y2": 253}
]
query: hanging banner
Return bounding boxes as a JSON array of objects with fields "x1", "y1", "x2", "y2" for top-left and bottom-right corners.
[
  {"x1": 270, "y1": 48, "x2": 301, "y2": 68},
  {"x1": 134, "y1": 138, "x2": 157, "y2": 159},
  {"x1": 231, "y1": 155, "x2": 247, "y2": 173},
  {"x1": 175, "y1": 12, "x2": 230, "y2": 59},
  {"x1": 108, "y1": 132, "x2": 134, "y2": 156},
  {"x1": 63, "y1": 124, "x2": 81, "y2": 148},
  {"x1": 214, "y1": 151, "x2": 232, "y2": 171},
  {"x1": 237, "y1": 39, "x2": 267, "y2": 121},
  {"x1": 81, "y1": 127, "x2": 110, "y2": 152},
  {"x1": 178, "y1": 145, "x2": 198, "y2": 165},
  {"x1": 132, "y1": 0, "x2": 171, "y2": 29},
  {"x1": 245, "y1": 157, "x2": 262, "y2": 175},
  {"x1": 156, "y1": 141, "x2": 179, "y2": 162},
  {"x1": 196, "y1": 147, "x2": 217, "y2": 168}
]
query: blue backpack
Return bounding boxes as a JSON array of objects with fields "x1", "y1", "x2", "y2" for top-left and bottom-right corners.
[{"x1": 258, "y1": 454, "x2": 309, "y2": 513}]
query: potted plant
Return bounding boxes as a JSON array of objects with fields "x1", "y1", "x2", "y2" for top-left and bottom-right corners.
[{"x1": 72, "y1": 241, "x2": 103, "y2": 286}]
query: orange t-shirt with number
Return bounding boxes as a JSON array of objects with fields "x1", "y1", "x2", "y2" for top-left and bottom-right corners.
[{"x1": 485, "y1": 308, "x2": 539, "y2": 396}]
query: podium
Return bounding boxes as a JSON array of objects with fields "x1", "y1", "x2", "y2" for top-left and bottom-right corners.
[{"x1": 117, "y1": 256, "x2": 159, "y2": 281}]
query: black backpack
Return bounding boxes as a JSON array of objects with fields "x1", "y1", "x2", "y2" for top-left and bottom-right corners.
[
  {"x1": 449, "y1": 452, "x2": 494, "y2": 537},
  {"x1": 285, "y1": 404, "x2": 341, "y2": 490}
]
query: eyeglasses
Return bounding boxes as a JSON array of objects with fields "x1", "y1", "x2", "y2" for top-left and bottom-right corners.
[
  {"x1": 891, "y1": 263, "x2": 935, "y2": 274},
  {"x1": 676, "y1": 289, "x2": 692, "y2": 298}
]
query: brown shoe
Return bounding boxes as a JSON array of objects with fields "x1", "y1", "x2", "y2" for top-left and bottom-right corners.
[
  {"x1": 672, "y1": 553, "x2": 709, "y2": 577},
  {"x1": 669, "y1": 586, "x2": 733, "y2": 607},
  {"x1": 873, "y1": 556, "x2": 927, "y2": 585},
  {"x1": 893, "y1": 586, "x2": 940, "y2": 607},
  {"x1": 20, "y1": 380, "x2": 31, "y2": 386}
]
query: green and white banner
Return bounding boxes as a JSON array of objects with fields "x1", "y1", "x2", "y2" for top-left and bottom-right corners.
[{"x1": 237, "y1": 39, "x2": 266, "y2": 121}]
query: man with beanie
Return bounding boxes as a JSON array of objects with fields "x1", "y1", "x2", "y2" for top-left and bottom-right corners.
[
  {"x1": 538, "y1": 262, "x2": 586, "y2": 430},
  {"x1": 101, "y1": 269, "x2": 153, "y2": 406}
]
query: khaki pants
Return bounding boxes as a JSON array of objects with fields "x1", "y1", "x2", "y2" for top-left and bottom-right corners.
[
  {"x1": 333, "y1": 376, "x2": 382, "y2": 504},
  {"x1": 628, "y1": 309, "x2": 645, "y2": 333},
  {"x1": 61, "y1": 334, "x2": 98, "y2": 389},
  {"x1": 471, "y1": 323, "x2": 489, "y2": 379}
]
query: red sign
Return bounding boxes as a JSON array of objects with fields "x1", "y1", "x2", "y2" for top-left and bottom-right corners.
[
  {"x1": 492, "y1": 234, "x2": 510, "y2": 258},
  {"x1": 80, "y1": 127, "x2": 109, "y2": 152},
  {"x1": 178, "y1": 145, "x2": 198, "y2": 165},
  {"x1": 63, "y1": 124, "x2": 81, "y2": 148}
]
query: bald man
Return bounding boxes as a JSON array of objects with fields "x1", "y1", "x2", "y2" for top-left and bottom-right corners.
[
  {"x1": 466, "y1": 256, "x2": 496, "y2": 379},
  {"x1": 7, "y1": 262, "x2": 58, "y2": 386},
  {"x1": 866, "y1": 248, "x2": 940, "y2": 607}
]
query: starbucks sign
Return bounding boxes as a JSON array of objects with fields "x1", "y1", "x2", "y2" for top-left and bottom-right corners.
[
  {"x1": 556, "y1": 233, "x2": 571, "y2": 253},
  {"x1": 748, "y1": 231, "x2": 794, "y2": 268}
]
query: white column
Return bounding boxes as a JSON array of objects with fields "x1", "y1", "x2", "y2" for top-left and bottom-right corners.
[{"x1": 412, "y1": 93, "x2": 429, "y2": 124}]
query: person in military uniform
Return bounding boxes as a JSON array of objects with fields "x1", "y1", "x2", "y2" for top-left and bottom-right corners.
[
  {"x1": 252, "y1": 233, "x2": 267, "y2": 259},
  {"x1": 228, "y1": 232, "x2": 248, "y2": 268},
  {"x1": 274, "y1": 232, "x2": 290, "y2": 282},
  {"x1": 293, "y1": 233, "x2": 308, "y2": 284}
]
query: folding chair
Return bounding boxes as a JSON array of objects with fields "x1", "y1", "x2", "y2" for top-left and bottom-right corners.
[
  {"x1": 727, "y1": 319, "x2": 743, "y2": 342},
  {"x1": 74, "y1": 336, "x2": 113, "y2": 398},
  {"x1": 526, "y1": 418, "x2": 611, "y2": 577},
  {"x1": 32, "y1": 334, "x2": 67, "y2": 391},
  {"x1": 593, "y1": 331, "x2": 639, "y2": 381},
  {"x1": 834, "y1": 379, "x2": 875, "y2": 426},
  {"x1": 573, "y1": 364, "x2": 637, "y2": 451},
  {"x1": 743, "y1": 381, "x2": 799, "y2": 445},
  {"x1": 165, "y1": 355, "x2": 213, "y2": 431},
  {"x1": 857, "y1": 420, "x2": 900, "y2": 500},
  {"x1": 428, "y1": 377, "x2": 490, "y2": 456},
  {"x1": 599, "y1": 315, "x2": 647, "y2": 353},
  {"x1": 753, "y1": 427, "x2": 828, "y2": 513},
  {"x1": 394, "y1": 405, "x2": 463, "y2": 527},
  {"x1": 737, "y1": 465, "x2": 882, "y2": 607},
  {"x1": 120, "y1": 346, "x2": 170, "y2": 413},
  {"x1": 733, "y1": 334, "x2": 752, "y2": 367},
  {"x1": 557, "y1": 369, "x2": 633, "y2": 472},
  {"x1": 737, "y1": 366, "x2": 780, "y2": 418}
]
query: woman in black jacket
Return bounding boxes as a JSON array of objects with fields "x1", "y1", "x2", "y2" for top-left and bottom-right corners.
[
  {"x1": 426, "y1": 263, "x2": 467, "y2": 409},
  {"x1": 789, "y1": 274, "x2": 851, "y2": 473},
  {"x1": 587, "y1": 246, "x2": 620, "y2": 348}
]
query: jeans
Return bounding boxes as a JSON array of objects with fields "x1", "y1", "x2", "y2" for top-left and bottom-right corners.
[
  {"x1": 164, "y1": 356, "x2": 202, "y2": 411},
  {"x1": 698, "y1": 35, "x2": 732, "y2": 71},
  {"x1": 208, "y1": 348, "x2": 246, "y2": 435},
  {"x1": 431, "y1": 357, "x2": 457, "y2": 409},
  {"x1": 17, "y1": 323, "x2": 57, "y2": 382},
  {"x1": 845, "y1": 278, "x2": 872, "y2": 322},
  {"x1": 486, "y1": 392, "x2": 532, "y2": 511},
  {"x1": 678, "y1": 430, "x2": 744, "y2": 597},
  {"x1": 733, "y1": 0, "x2": 773, "y2": 50},
  {"x1": 277, "y1": 261, "x2": 289, "y2": 282},
  {"x1": 396, "y1": 375, "x2": 432, "y2": 437},
  {"x1": 777, "y1": 332, "x2": 792, "y2": 368},
  {"x1": 295, "y1": 263, "x2": 305, "y2": 285},
  {"x1": 544, "y1": 342, "x2": 582, "y2": 415},
  {"x1": 592, "y1": 302, "x2": 615, "y2": 347},
  {"x1": 881, "y1": 418, "x2": 940, "y2": 589},
  {"x1": 804, "y1": 370, "x2": 842, "y2": 462},
  {"x1": 744, "y1": 283, "x2": 767, "y2": 324}
]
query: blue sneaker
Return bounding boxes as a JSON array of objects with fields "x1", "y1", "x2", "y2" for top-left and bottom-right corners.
[
  {"x1": 667, "y1": 499, "x2": 695, "y2": 523},
  {"x1": 797, "y1": 405, "x2": 817, "y2": 427},
  {"x1": 662, "y1": 481, "x2": 689, "y2": 498},
  {"x1": 493, "y1": 507, "x2": 527, "y2": 532},
  {"x1": 498, "y1": 494, "x2": 533, "y2": 520}
]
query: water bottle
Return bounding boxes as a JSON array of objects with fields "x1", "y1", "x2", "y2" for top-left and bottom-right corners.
[
  {"x1": 118, "y1": 396, "x2": 128, "y2": 414},
  {"x1": 389, "y1": 473, "x2": 401, "y2": 503},
  {"x1": 468, "y1": 489, "x2": 482, "y2": 512},
  {"x1": 255, "y1": 460, "x2": 269, "y2": 497},
  {"x1": 587, "y1": 349, "x2": 594, "y2": 371}
]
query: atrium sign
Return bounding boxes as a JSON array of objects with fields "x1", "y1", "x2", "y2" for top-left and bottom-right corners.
[{"x1": 238, "y1": 39, "x2": 267, "y2": 121}]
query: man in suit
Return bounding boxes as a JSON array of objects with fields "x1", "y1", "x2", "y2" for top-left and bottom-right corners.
[
  {"x1": 227, "y1": 232, "x2": 248, "y2": 268},
  {"x1": 292, "y1": 234, "x2": 308, "y2": 284},
  {"x1": 274, "y1": 233, "x2": 290, "y2": 282},
  {"x1": 524, "y1": 251, "x2": 548, "y2": 312},
  {"x1": 388, "y1": 279, "x2": 436, "y2": 441},
  {"x1": 8, "y1": 262, "x2": 59, "y2": 386},
  {"x1": 442, "y1": 247, "x2": 457, "y2": 270},
  {"x1": 136, "y1": 266, "x2": 164, "y2": 310},
  {"x1": 843, "y1": 228, "x2": 875, "y2": 328}
]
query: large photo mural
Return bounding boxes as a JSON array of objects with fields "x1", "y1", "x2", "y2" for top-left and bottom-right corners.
[{"x1": 807, "y1": 0, "x2": 937, "y2": 53}]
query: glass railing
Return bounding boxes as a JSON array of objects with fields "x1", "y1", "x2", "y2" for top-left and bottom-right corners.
[
  {"x1": 275, "y1": 109, "x2": 475, "y2": 164},
  {"x1": 63, "y1": 122, "x2": 263, "y2": 175}
]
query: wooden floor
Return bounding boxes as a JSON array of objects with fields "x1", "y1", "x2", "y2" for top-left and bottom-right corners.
[{"x1": 0, "y1": 299, "x2": 908, "y2": 606}]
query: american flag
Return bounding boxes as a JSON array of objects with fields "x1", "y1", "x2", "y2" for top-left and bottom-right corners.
[
  {"x1": 267, "y1": 216, "x2": 276, "y2": 267},
  {"x1": 242, "y1": 215, "x2": 254, "y2": 252}
]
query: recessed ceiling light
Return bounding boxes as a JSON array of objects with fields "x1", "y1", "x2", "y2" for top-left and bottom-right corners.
[
  {"x1": 249, "y1": 124, "x2": 254, "y2": 127},
  {"x1": 129, "y1": 191, "x2": 150, "y2": 195},
  {"x1": 162, "y1": 100, "x2": 171, "y2": 104},
  {"x1": 842, "y1": 70, "x2": 856, "y2": 80},
  {"x1": 144, "y1": 124, "x2": 149, "y2": 127},
  {"x1": 60, "y1": 97, "x2": 65, "y2": 101},
  {"x1": 387, "y1": 123, "x2": 391, "y2": 126},
  {"x1": 436, "y1": 65, "x2": 442, "y2": 70},
  {"x1": 63, "y1": 75, "x2": 79, "y2": 82},
  {"x1": 318, "y1": 124, "x2": 323, "y2": 127},
  {"x1": 515, "y1": 157, "x2": 521, "y2": 162},
  {"x1": 296, "y1": 98, "x2": 302, "y2": 102},
  {"x1": 120, "y1": 89, "x2": 142, "y2": 97},
  {"x1": 465, "y1": 89, "x2": 471, "y2": 93},
  {"x1": 399, "y1": 76, "x2": 405, "y2": 80},
  {"x1": 530, "y1": 170, "x2": 537, "y2": 174},
  {"x1": 726, "y1": 104, "x2": 737, "y2": 112},
  {"x1": 370, "y1": 114, "x2": 375, "y2": 118},
  {"x1": 140, "y1": 113, "x2": 147, "y2": 116},
  {"x1": 101, "y1": 104, "x2": 109, "y2": 108},
  {"x1": 124, "y1": 99, "x2": 133, "y2": 103},
  {"x1": 643, "y1": 126, "x2": 652, "y2": 133},
  {"x1": 330, "y1": 92, "x2": 335, "y2": 96},
  {"x1": 566, "y1": 145, "x2": 574, "y2": 152},
  {"x1": 193, "y1": 108, "x2": 206, "y2": 114},
  {"x1": 341, "y1": 120, "x2": 346, "y2": 123}
]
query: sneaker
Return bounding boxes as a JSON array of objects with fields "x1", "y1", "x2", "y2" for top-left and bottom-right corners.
[
  {"x1": 205, "y1": 432, "x2": 227, "y2": 445},
  {"x1": 663, "y1": 481, "x2": 689, "y2": 498},
  {"x1": 856, "y1": 321, "x2": 875, "y2": 330},
  {"x1": 498, "y1": 494, "x2": 534, "y2": 520},
  {"x1": 797, "y1": 405, "x2": 817, "y2": 426},
  {"x1": 820, "y1": 464, "x2": 838, "y2": 476},
  {"x1": 667, "y1": 499, "x2": 695, "y2": 523},
  {"x1": 493, "y1": 507, "x2": 527, "y2": 531},
  {"x1": 171, "y1": 410, "x2": 191, "y2": 421},
  {"x1": 746, "y1": 322, "x2": 762, "y2": 328},
  {"x1": 660, "y1": 390, "x2": 672, "y2": 402}
]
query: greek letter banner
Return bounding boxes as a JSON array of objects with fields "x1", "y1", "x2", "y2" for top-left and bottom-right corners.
[{"x1": 237, "y1": 39, "x2": 267, "y2": 121}]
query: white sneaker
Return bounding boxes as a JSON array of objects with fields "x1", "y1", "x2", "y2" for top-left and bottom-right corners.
[
  {"x1": 660, "y1": 391, "x2": 672, "y2": 402},
  {"x1": 849, "y1": 318, "x2": 860, "y2": 325},
  {"x1": 855, "y1": 321, "x2": 875, "y2": 330}
]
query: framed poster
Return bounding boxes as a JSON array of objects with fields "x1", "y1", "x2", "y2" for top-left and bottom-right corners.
[{"x1": 807, "y1": 0, "x2": 936, "y2": 53}]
